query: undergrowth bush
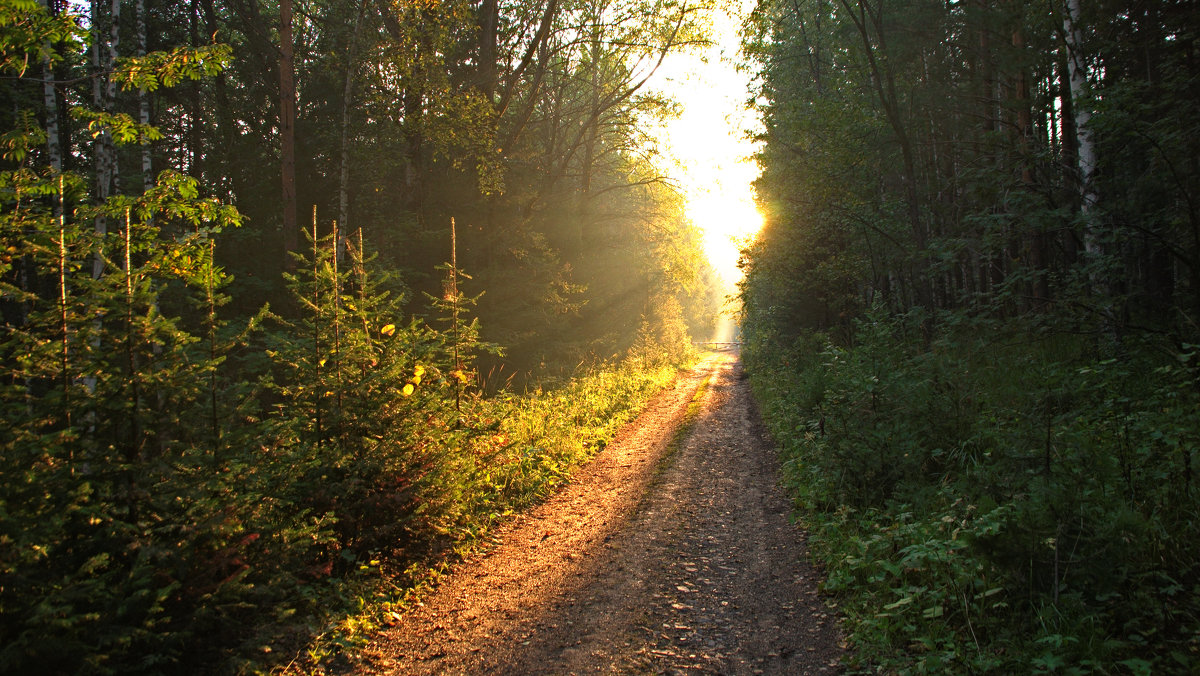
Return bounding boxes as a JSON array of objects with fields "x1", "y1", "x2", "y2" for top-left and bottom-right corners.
[{"x1": 745, "y1": 309, "x2": 1200, "y2": 674}]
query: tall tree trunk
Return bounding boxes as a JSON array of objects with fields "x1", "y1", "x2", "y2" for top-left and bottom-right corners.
[
  {"x1": 39, "y1": 0, "x2": 62, "y2": 175},
  {"x1": 137, "y1": 0, "x2": 151, "y2": 194},
  {"x1": 1064, "y1": 0, "x2": 1119, "y2": 343},
  {"x1": 840, "y1": 0, "x2": 930, "y2": 305},
  {"x1": 371, "y1": 0, "x2": 427, "y2": 218},
  {"x1": 200, "y1": 0, "x2": 236, "y2": 190},
  {"x1": 478, "y1": 0, "x2": 498, "y2": 99},
  {"x1": 971, "y1": 0, "x2": 1000, "y2": 300},
  {"x1": 1064, "y1": 0, "x2": 1098, "y2": 259},
  {"x1": 976, "y1": 0, "x2": 996, "y2": 135},
  {"x1": 90, "y1": 0, "x2": 121, "y2": 279},
  {"x1": 1012, "y1": 22, "x2": 1048, "y2": 306},
  {"x1": 279, "y1": 0, "x2": 298, "y2": 264},
  {"x1": 188, "y1": 0, "x2": 203, "y2": 180},
  {"x1": 578, "y1": 2, "x2": 604, "y2": 252},
  {"x1": 337, "y1": 2, "x2": 365, "y2": 261},
  {"x1": 85, "y1": 0, "x2": 120, "y2": 396},
  {"x1": 1056, "y1": 46, "x2": 1080, "y2": 266}
]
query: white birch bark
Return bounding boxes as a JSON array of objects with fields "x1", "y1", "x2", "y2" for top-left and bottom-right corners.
[
  {"x1": 1064, "y1": 0, "x2": 1098, "y2": 257},
  {"x1": 1065, "y1": 0, "x2": 1120, "y2": 344},
  {"x1": 85, "y1": 0, "x2": 121, "y2": 397},
  {"x1": 90, "y1": 0, "x2": 120, "y2": 279},
  {"x1": 137, "y1": 0, "x2": 151, "y2": 193},
  {"x1": 106, "y1": 0, "x2": 121, "y2": 193},
  {"x1": 39, "y1": 0, "x2": 62, "y2": 175}
]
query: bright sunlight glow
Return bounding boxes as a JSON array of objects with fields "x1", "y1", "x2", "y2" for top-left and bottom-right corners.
[{"x1": 647, "y1": 0, "x2": 763, "y2": 289}]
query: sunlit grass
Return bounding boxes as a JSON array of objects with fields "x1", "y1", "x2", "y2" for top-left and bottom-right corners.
[{"x1": 448, "y1": 355, "x2": 685, "y2": 532}]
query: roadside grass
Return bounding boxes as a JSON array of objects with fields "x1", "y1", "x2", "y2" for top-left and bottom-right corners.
[{"x1": 276, "y1": 351, "x2": 695, "y2": 672}]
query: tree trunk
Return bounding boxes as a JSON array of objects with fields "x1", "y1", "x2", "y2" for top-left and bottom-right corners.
[
  {"x1": 1064, "y1": 0, "x2": 1121, "y2": 344},
  {"x1": 137, "y1": 0, "x2": 151, "y2": 194},
  {"x1": 91, "y1": 0, "x2": 121, "y2": 280},
  {"x1": 1012, "y1": 23, "x2": 1048, "y2": 306},
  {"x1": 840, "y1": 0, "x2": 930, "y2": 305},
  {"x1": 279, "y1": 0, "x2": 298, "y2": 264},
  {"x1": 39, "y1": 0, "x2": 61, "y2": 175},
  {"x1": 578, "y1": 13, "x2": 602, "y2": 252},
  {"x1": 976, "y1": 0, "x2": 996, "y2": 135},
  {"x1": 338, "y1": 2, "x2": 365, "y2": 262},
  {"x1": 188, "y1": 0, "x2": 203, "y2": 180},
  {"x1": 1064, "y1": 0, "x2": 1098, "y2": 259},
  {"x1": 478, "y1": 0, "x2": 498, "y2": 100}
]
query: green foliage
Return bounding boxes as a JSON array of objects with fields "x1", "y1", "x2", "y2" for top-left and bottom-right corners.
[
  {"x1": 0, "y1": 0, "x2": 85, "y2": 75},
  {"x1": 113, "y1": 44, "x2": 234, "y2": 92},
  {"x1": 0, "y1": 1, "x2": 716, "y2": 671},
  {"x1": 0, "y1": 175, "x2": 695, "y2": 673},
  {"x1": 266, "y1": 223, "x2": 473, "y2": 560},
  {"x1": 73, "y1": 107, "x2": 164, "y2": 146},
  {"x1": 1, "y1": 111, "x2": 46, "y2": 162},
  {"x1": 630, "y1": 291, "x2": 696, "y2": 367},
  {"x1": 745, "y1": 314, "x2": 1200, "y2": 674}
]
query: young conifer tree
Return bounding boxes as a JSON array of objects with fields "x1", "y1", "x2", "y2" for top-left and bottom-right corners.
[{"x1": 0, "y1": 3, "x2": 257, "y2": 670}]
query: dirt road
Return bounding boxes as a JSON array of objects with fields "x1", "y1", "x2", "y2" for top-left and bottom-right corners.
[{"x1": 349, "y1": 352, "x2": 843, "y2": 674}]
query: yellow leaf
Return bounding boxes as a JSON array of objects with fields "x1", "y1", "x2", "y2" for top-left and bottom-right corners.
[
  {"x1": 380, "y1": 324, "x2": 396, "y2": 336},
  {"x1": 401, "y1": 383, "x2": 414, "y2": 397}
]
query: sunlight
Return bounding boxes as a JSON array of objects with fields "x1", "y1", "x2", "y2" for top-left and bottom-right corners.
[
  {"x1": 648, "y1": 0, "x2": 763, "y2": 288},
  {"x1": 688, "y1": 188, "x2": 763, "y2": 287}
]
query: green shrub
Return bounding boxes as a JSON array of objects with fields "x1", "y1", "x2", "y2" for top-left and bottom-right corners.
[{"x1": 747, "y1": 313, "x2": 1200, "y2": 674}]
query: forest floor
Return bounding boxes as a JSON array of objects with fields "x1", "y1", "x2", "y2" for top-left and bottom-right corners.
[{"x1": 338, "y1": 351, "x2": 843, "y2": 675}]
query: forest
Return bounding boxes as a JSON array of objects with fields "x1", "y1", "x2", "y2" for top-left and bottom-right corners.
[
  {"x1": 740, "y1": 0, "x2": 1200, "y2": 672},
  {"x1": 8, "y1": 0, "x2": 1199, "y2": 672},
  {"x1": 0, "y1": 0, "x2": 722, "y2": 671}
]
